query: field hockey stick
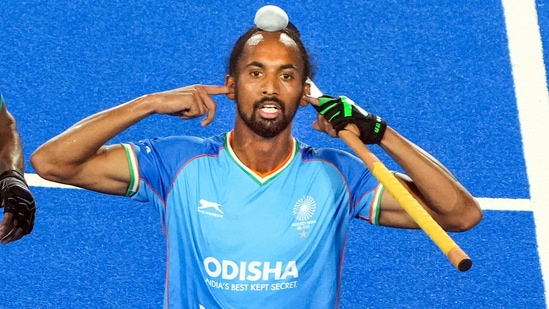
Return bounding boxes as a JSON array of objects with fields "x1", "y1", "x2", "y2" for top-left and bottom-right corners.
[{"x1": 307, "y1": 79, "x2": 472, "y2": 272}]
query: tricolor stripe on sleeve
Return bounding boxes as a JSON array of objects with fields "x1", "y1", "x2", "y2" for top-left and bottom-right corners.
[
  {"x1": 121, "y1": 143, "x2": 139, "y2": 197},
  {"x1": 369, "y1": 183, "x2": 385, "y2": 225}
]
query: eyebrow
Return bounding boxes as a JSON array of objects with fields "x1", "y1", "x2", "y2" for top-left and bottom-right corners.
[{"x1": 246, "y1": 61, "x2": 299, "y2": 71}]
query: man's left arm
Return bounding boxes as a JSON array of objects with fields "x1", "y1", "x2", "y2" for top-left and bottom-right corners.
[
  {"x1": 308, "y1": 94, "x2": 482, "y2": 232},
  {"x1": 375, "y1": 126, "x2": 482, "y2": 231}
]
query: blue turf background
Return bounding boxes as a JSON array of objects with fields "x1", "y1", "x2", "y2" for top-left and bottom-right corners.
[{"x1": 0, "y1": 0, "x2": 545, "y2": 308}]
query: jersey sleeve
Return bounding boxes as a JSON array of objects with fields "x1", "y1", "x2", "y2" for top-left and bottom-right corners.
[
  {"x1": 121, "y1": 139, "x2": 169, "y2": 203},
  {"x1": 121, "y1": 135, "x2": 225, "y2": 203},
  {"x1": 312, "y1": 147, "x2": 385, "y2": 225},
  {"x1": 345, "y1": 157, "x2": 385, "y2": 225},
  {"x1": 121, "y1": 143, "x2": 140, "y2": 197}
]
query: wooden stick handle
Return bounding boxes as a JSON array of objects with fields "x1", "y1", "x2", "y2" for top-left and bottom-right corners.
[{"x1": 339, "y1": 130, "x2": 472, "y2": 272}]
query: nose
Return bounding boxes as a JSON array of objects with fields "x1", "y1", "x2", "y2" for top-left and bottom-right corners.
[{"x1": 261, "y1": 74, "x2": 279, "y2": 96}]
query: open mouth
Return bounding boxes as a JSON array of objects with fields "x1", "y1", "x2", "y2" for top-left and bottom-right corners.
[
  {"x1": 257, "y1": 100, "x2": 283, "y2": 119},
  {"x1": 260, "y1": 103, "x2": 279, "y2": 114}
]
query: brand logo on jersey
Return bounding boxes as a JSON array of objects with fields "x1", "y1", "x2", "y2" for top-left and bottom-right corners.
[
  {"x1": 293, "y1": 195, "x2": 316, "y2": 221},
  {"x1": 203, "y1": 257, "x2": 299, "y2": 281},
  {"x1": 198, "y1": 199, "x2": 223, "y2": 218}
]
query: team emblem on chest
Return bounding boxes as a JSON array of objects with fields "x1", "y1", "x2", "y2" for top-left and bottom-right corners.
[
  {"x1": 293, "y1": 195, "x2": 316, "y2": 221},
  {"x1": 291, "y1": 196, "x2": 318, "y2": 237}
]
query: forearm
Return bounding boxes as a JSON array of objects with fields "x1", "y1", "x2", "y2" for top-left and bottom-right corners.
[
  {"x1": 379, "y1": 127, "x2": 476, "y2": 216},
  {"x1": 0, "y1": 104, "x2": 24, "y2": 173}
]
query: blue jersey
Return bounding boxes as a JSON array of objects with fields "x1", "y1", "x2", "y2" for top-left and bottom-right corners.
[{"x1": 122, "y1": 132, "x2": 384, "y2": 309}]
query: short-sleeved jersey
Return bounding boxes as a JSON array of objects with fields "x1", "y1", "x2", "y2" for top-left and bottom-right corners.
[{"x1": 122, "y1": 132, "x2": 384, "y2": 309}]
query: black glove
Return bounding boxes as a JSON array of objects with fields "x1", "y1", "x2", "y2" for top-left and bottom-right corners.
[
  {"x1": 0, "y1": 170, "x2": 36, "y2": 235},
  {"x1": 313, "y1": 95, "x2": 387, "y2": 144}
]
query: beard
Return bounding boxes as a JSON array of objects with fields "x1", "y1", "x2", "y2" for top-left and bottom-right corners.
[{"x1": 236, "y1": 95, "x2": 298, "y2": 139}]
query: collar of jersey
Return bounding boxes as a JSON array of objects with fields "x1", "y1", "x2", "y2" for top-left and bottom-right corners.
[{"x1": 224, "y1": 131, "x2": 298, "y2": 185}]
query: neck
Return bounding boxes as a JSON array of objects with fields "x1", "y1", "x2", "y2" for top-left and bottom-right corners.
[{"x1": 230, "y1": 122, "x2": 294, "y2": 174}]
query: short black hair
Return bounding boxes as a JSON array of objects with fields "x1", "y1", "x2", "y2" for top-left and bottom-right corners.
[{"x1": 227, "y1": 22, "x2": 314, "y2": 83}]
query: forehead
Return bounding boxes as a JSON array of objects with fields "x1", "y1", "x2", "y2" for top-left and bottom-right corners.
[
  {"x1": 247, "y1": 32, "x2": 298, "y2": 48},
  {"x1": 240, "y1": 31, "x2": 301, "y2": 66}
]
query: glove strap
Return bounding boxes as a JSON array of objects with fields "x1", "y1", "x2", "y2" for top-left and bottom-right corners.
[
  {"x1": 0, "y1": 170, "x2": 28, "y2": 185},
  {"x1": 0, "y1": 169, "x2": 35, "y2": 235},
  {"x1": 314, "y1": 95, "x2": 387, "y2": 144}
]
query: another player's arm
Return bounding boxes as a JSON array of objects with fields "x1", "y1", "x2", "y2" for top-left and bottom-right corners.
[
  {"x1": 0, "y1": 96, "x2": 24, "y2": 173},
  {"x1": 31, "y1": 85, "x2": 229, "y2": 195},
  {"x1": 0, "y1": 96, "x2": 36, "y2": 243}
]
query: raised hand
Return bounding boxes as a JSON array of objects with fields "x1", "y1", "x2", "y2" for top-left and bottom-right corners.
[
  {"x1": 307, "y1": 94, "x2": 387, "y2": 144},
  {"x1": 152, "y1": 85, "x2": 230, "y2": 126}
]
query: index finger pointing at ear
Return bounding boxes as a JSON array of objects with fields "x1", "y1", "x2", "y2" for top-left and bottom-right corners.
[
  {"x1": 195, "y1": 86, "x2": 220, "y2": 126},
  {"x1": 302, "y1": 94, "x2": 320, "y2": 107},
  {"x1": 305, "y1": 77, "x2": 323, "y2": 106},
  {"x1": 203, "y1": 85, "x2": 230, "y2": 95}
]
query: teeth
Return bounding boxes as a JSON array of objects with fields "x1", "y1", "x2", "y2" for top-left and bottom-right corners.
[{"x1": 262, "y1": 106, "x2": 278, "y2": 113}]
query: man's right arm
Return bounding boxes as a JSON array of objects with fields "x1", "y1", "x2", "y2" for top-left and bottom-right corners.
[
  {"x1": 30, "y1": 96, "x2": 153, "y2": 195},
  {"x1": 30, "y1": 85, "x2": 228, "y2": 195}
]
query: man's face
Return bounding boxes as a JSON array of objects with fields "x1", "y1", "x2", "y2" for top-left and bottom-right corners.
[{"x1": 229, "y1": 31, "x2": 306, "y2": 139}]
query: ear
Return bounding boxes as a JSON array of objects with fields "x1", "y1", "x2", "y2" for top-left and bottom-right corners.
[
  {"x1": 225, "y1": 75, "x2": 236, "y2": 100},
  {"x1": 299, "y1": 81, "x2": 311, "y2": 107},
  {"x1": 303, "y1": 81, "x2": 311, "y2": 96}
]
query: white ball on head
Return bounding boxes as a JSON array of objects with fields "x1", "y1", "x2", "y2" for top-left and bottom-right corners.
[{"x1": 254, "y1": 5, "x2": 289, "y2": 32}]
